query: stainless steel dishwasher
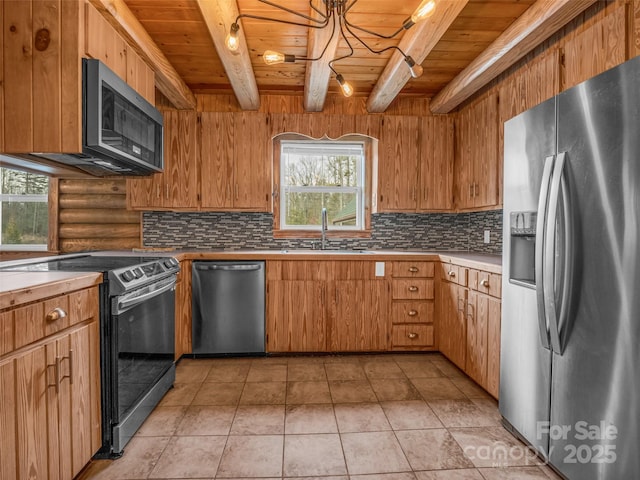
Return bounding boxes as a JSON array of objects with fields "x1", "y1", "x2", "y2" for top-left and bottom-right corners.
[{"x1": 192, "y1": 261, "x2": 265, "y2": 354}]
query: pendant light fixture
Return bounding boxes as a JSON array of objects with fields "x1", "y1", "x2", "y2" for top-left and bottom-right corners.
[{"x1": 225, "y1": 0, "x2": 436, "y2": 96}]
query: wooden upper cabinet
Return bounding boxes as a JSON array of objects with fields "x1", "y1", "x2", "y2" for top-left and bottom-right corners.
[
  {"x1": 455, "y1": 91, "x2": 500, "y2": 210},
  {"x1": 200, "y1": 112, "x2": 271, "y2": 211},
  {"x1": 378, "y1": 115, "x2": 420, "y2": 212},
  {"x1": 128, "y1": 110, "x2": 199, "y2": 209},
  {"x1": 418, "y1": 116, "x2": 454, "y2": 211}
]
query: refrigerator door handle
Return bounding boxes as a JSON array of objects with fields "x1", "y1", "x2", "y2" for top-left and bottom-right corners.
[
  {"x1": 535, "y1": 155, "x2": 555, "y2": 350},
  {"x1": 544, "y1": 152, "x2": 566, "y2": 354}
]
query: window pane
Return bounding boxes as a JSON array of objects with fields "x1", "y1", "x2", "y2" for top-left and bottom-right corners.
[
  {"x1": 283, "y1": 147, "x2": 361, "y2": 188},
  {"x1": 2, "y1": 201, "x2": 48, "y2": 245},
  {"x1": 285, "y1": 191, "x2": 357, "y2": 227}
]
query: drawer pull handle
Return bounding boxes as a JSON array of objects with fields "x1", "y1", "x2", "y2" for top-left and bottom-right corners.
[
  {"x1": 408, "y1": 267, "x2": 419, "y2": 273},
  {"x1": 46, "y1": 307, "x2": 67, "y2": 322},
  {"x1": 408, "y1": 310, "x2": 418, "y2": 317},
  {"x1": 407, "y1": 332, "x2": 418, "y2": 339},
  {"x1": 480, "y1": 279, "x2": 490, "y2": 287},
  {"x1": 448, "y1": 271, "x2": 456, "y2": 277},
  {"x1": 408, "y1": 286, "x2": 418, "y2": 292}
]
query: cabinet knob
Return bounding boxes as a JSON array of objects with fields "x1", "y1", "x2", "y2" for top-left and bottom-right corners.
[
  {"x1": 407, "y1": 332, "x2": 418, "y2": 339},
  {"x1": 46, "y1": 307, "x2": 67, "y2": 322},
  {"x1": 448, "y1": 271, "x2": 456, "y2": 277},
  {"x1": 480, "y1": 279, "x2": 490, "y2": 287},
  {"x1": 408, "y1": 286, "x2": 418, "y2": 292},
  {"x1": 408, "y1": 267, "x2": 419, "y2": 273},
  {"x1": 408, "y1": 310, "x2": 418, "y2": 317}
]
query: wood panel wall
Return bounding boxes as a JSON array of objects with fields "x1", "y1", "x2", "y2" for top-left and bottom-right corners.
[{"x1": 55, "y1": 178, "x2": 141, "y2": 252}]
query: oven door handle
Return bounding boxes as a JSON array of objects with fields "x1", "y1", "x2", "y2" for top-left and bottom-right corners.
[{"x1": 115, "y1": 277, "x2": 177, "y2": 314}]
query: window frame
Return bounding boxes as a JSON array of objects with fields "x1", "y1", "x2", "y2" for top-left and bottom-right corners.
[{"x1": 272, "y1": 133, "x2": 374, "y2": 238}]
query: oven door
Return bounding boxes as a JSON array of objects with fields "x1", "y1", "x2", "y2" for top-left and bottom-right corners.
[{"x1": 110, "y1": 275, "x2": 176, "y2": 453}]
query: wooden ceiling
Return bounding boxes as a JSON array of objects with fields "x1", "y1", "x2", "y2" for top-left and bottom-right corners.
[{"x1": 112, "y1": 0, "x2": 595, "y2": 112}]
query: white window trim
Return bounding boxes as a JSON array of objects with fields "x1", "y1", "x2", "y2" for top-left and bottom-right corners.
[{"x1": 279, "y1": 140, "x2": 365, "y2": 231}]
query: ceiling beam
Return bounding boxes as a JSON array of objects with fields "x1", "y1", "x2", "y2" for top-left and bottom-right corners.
[
  {"x1": 88, "y1": 0, "x2": 196, "y2": 110},
  {"x1": 304, "y1": 10, "x2": 341, "y2": 112},
  {"x1": 196, "y1": 0, "x2": 260, "y2": 111},
  {"x1": 366, "y1": 0, "x2": 469, "y2": 113},
  {"x1": 430, "y1": 0, "x2": 598, "y2": 113}
]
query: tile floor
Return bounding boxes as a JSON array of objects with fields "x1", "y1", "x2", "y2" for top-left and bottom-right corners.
[{"x1": 78, "y1": 353, "x2": 562, "y2": 480}]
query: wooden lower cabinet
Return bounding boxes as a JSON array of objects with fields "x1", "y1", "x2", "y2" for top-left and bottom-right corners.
[
  {"x1": 0, "y1": 286, "x2": 101, "y2": 480},
  {"x1": 438, "y1": 281, "x2": 467, "y2": 370},
  {"x1": 175, "y1": 260, "x2": 192, "y2": 359}
]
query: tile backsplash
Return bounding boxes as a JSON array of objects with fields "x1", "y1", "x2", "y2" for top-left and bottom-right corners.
[{"x1": 143, "y1": 210, "x2": 502, "y2": 254}]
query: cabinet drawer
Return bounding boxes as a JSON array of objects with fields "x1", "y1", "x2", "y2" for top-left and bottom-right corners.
[
  {"x1": 441, "y1": 263, "x2": 468, "y2": 286},
  {"x1": 392, "y1": 302, "x2": 434, "y2": 324},
  {"x1": 392, "y1": 324, "x2": 434, "y2": 347},
  {"x1": 391, "y1": 261, "x2": 434, "y2": 278},
  {"x1": 469, "y1": 270, "x2": 502, "y2": 298},
  {"x1": 392, "y1": 279, "x2": 433, "y2": 300},
  {"x1": 15, "y1": 296, "x2": 71, "y2": 349}
]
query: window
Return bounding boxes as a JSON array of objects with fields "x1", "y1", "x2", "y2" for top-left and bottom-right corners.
[
  {"x1": 0, "y1": 167, "x2": 49, "y2": 250},
  {"x1": 280, "y1": 140, "x2": 365, "y2": 231}
]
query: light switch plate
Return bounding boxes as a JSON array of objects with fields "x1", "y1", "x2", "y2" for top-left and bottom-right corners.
[
  {"x1": 375, "y1": 262, "x2": 385, "y2": 277},
  {"x1": 484, "y1": 230, "x2": 491, "y2": 244}
]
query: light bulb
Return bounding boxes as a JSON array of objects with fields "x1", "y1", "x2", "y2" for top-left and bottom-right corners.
[
  {"x1": 336, "y1": 74, "x2": 354, "y2": 97},
  {"x1": 263, "y1": 50, "x2": 285, "y2": 65},
  {"x1": 226, "y1": 23, "x2": 240, "y2": 53},
  {"x1": 411, "y1": 0, "x2": 436, "y2": 23},
  {"x1": 405, "y1": 56, "x2": 424, "y2": 79}
]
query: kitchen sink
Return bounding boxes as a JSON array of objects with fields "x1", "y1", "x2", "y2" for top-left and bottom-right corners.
[{"x1": 279, "y1": 249, "x2": 374, "y2": 254}]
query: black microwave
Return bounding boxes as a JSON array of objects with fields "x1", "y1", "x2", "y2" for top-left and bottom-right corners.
[{"x1": 82, "y1": 58, "x2": 164, "y2": 174}]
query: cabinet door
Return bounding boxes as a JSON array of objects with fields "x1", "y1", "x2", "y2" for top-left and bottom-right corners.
[
  {"x1": 378, "y1": 116, "x2": 420, "y2": 211},
  {"x1": 438, "y1": 282, "x2": 467, "y2": 370},
  {"x1": 127, "y1": 173, "x2": 164, "y2": 209},
  {"x1": 465, "y1": 290, "x2": 488, "y2": 386},
  {"x1": 0, "y1": 361, "x2": 17, "y2": 480},
  {"x1": 329, "y1": 280, "x2": 389, "y2": 352},
  {"x1": 472, "y1": 92, "x2": 499, "y2": 208},
  {"x1": 266, "y1": 280, "x2": 326, "y2": 352},
  {"x1": 419, "y1": 116, "x2": 454, "y2": 211},
  {"x1": 486, "y1": 296, "x2": 502, "y2": 398},
  {"x1": 164, "y1": 111, "x2": 200, "y2": 208},
  {"x1": 201, "y1": 112, "x2": 234, "y2": 208},
  {"x1": 234, "y1": 113, "x2": 271, "y2": 211}
]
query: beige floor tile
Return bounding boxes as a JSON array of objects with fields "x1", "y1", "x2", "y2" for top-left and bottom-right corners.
[
  {"x1": 396, "y1": 429, "x2": 474, "y2": 471},
  {"x1": 428, "y1": 399, "x2": 502, "y2": 428},
  {"x1": 192, "y1": 382, "x2": 244, "y2": 406},
  {"x1": 240, "y1": 381, "x2": 287, "y2": 404},
  {"x1": 411, "y1": 377, "x2": 467, "y2": 400},
  {"x1": 81, "y1": 436, "x2": 170, "y2": 480},
  {"x1": 246, "y1": 363, "x2": 288, "y2": 382},
  {"x1": 334, "y1": 403, "x2": 392, "y2": 433},
  {"x1": 136, "y1": 406, "x2": 187, "y2": 436},
  {"x1": 341, "y1": 431, "x2": 411, "y2": 474},
  {"x1": 469, "y1": 398, "x2": 502, "y2": 423},
  {"x1": 380, "y1": 400, "x2": 443, "y2": 430},
  {"x1": 450, "y1": 427, "x2": 540, "y2": 468},
  {"x1": 230, "y1": 404, "x2": 285, "y2": 434},
  {"x1": 287, "y1": 381, "x2": 332, "y2": 404},
  {"x1": 252, "y1": 355, "x2": 289, "y2": 365},
  {"x1": 149, "y1": 435, "x2": 226, "y2": 479},
  {"x1": 286, "y1": 355, "x2": 327, "y2": 365},
  {"x1": 431, "y1": 359, "x2": 466, "y2": 378},
  {"x1": 362, "y1": 361, "x2": 406, "y2": 379},
  {"x1": 287, "y1": 363, "x2": 327, "y2": 381},
  {"x1": 283, "y1": 434, "x2": 347, "y2": 476},
  {"x1": 205, "y1": 363, "x2": 250, "y2": 383},
  {"x1": 415, "y1": 469, "x2": 484, "y2": 480},
  {"x1": 351, "y1": 473, "x2": 417, "y2": 480},
  {"x1": 451, "y1": 377, "x2": 492, "y2": 398},
  {"x1": 324, "y1": 354, "x2": 362, "y2": 364},
  {"x1": 175, "y1": 405, "x2": 236, "y2": 436},
  {"x1": 477, "y1": 466, "x2": 552, "y2": 479},
  {"x1": 285, "y1": 404, "x2": 338, "y2": 434},
  {"x1": 329, "y1": 380, "x2": 377, "y2": 403},
  {"x1": 370, "y1": 378, "x2": 423, "y2": 401},
  {"x1": 217, "y1": 435, "x2": 284, "y2": 478},
  {"x1": 158, "y1": 383, "x2": 201, "y2": 406},
  {"x1": 325, "y1": 362, "x2": 367, "y2": 381},
  {"x1": 175, "y1": 363, "x2": 212, "y2": 383},
  {"x1": 396, "y1": 360, "x2": 445, "y2": 379}
]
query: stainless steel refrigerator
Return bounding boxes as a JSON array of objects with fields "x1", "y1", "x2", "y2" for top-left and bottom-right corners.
[{"x1": 501, "y1": 55, "x2": 640, "y2": 479}]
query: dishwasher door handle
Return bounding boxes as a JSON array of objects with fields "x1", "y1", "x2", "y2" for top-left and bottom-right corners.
[{"x1": 194, "y1": 264, "x2": 262, "y2": 272}]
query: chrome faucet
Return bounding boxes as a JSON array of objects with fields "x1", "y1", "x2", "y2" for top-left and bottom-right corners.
[{"x1": 321, "y1": 207, "x2": 328, "y2": 250}]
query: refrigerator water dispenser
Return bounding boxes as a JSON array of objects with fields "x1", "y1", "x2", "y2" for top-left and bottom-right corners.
[{"x1": 509, "y1": 211, "x2": 536, "y2": 287}]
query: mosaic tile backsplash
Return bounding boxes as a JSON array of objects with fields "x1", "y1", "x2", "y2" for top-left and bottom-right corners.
[{"x1": 143, "y1": 210, "x2": 502, "y2": 254}]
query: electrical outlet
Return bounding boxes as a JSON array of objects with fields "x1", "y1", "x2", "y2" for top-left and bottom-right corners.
[{"x1": 484, "y1": 230, "x2": 491, "y2": 244}]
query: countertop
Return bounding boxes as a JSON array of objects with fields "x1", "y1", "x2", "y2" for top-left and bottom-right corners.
[{"x1": 0, "y1": 250, "x2": 502, "y2": 306}]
